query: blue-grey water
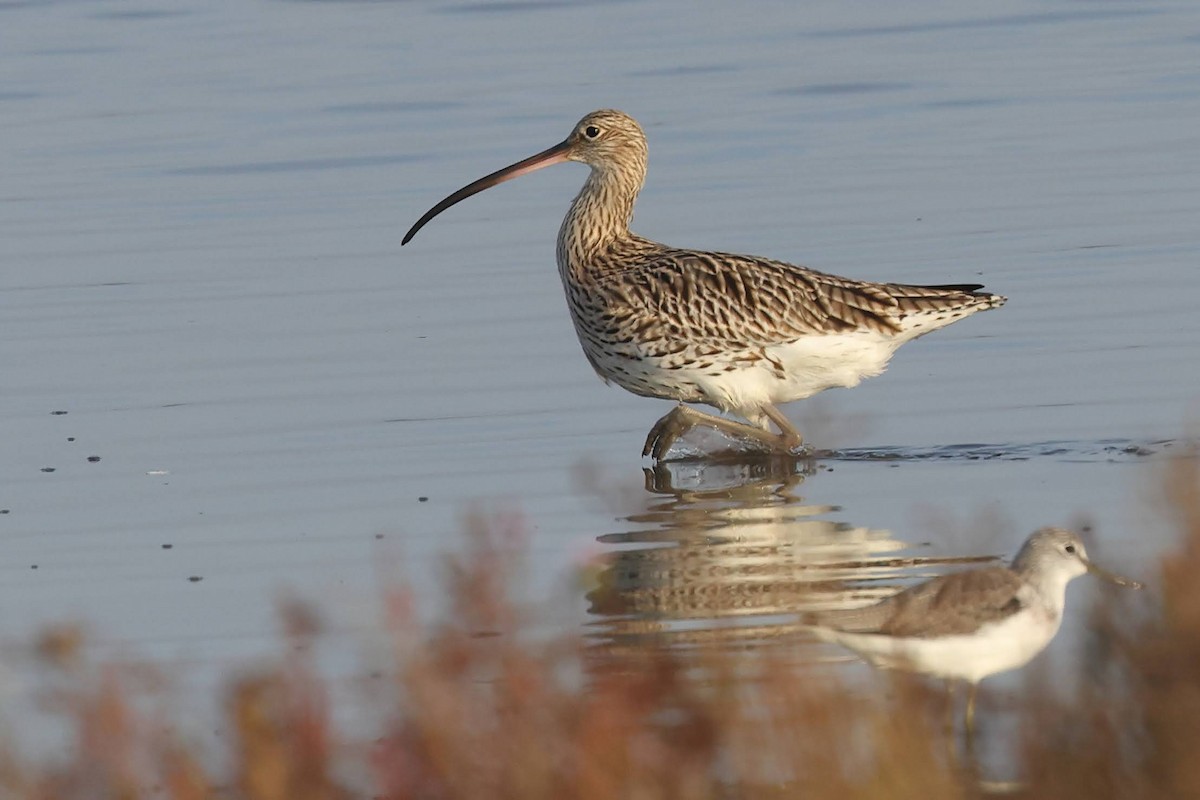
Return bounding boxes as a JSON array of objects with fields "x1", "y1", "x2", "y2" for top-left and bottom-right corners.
[{"x1": 2, "y1": 0, "x2": 1198, "y2": 758}]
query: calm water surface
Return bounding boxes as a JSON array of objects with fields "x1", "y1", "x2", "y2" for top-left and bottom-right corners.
[{"x1": 1, "y1": 0, "x2": 1198, "y2": 750}]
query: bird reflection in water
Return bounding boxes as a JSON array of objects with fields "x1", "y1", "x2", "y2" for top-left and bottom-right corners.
[{"x1": 584, "y1": 456, "x2": 991, "y2": 656}]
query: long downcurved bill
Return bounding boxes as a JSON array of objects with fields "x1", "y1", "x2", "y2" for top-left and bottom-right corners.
[{"x1": 402, "y1": 139, "x2": 572, "y2": 245}]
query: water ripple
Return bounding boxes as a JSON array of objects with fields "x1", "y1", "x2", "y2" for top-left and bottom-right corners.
[{"x1": 822, "y1": 438, "x2": 1179, "y2": 463}]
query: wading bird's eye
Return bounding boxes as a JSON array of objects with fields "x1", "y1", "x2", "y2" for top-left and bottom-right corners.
[
  {"x1": 1065, "y1": 544, "x2": 1076, "y2": 554},
  {"x1": 584, "y1": 125, "x2": 601, "y2": 139}
]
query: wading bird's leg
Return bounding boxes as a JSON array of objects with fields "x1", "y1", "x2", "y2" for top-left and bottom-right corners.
[
  {"x1": 643, "y1": 404, "x2": 805, "y2": 460},
  {"x1": 761, "y1": 403, "x2": 804, "y2": 449},
  {"x1": 959, "y1": 682, "x2": 984, "y2": 781},
  {"x1": 944, "y1": 680, "x2": 958, "y2": 735},
  {"x1": 965, "y1": 682, "x2": 980, "y2": 735}
]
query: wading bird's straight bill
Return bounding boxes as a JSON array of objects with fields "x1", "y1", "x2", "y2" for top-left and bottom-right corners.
[
  {"x1": 1087, "y1": 561, "x2": 1142, "y2": 588},
  {"x1": 402, "y1": 139, "x2": 571, "y2": 245},
  {"x1": 401, "y1": 110, "x2": 1007, "y2": 460}
]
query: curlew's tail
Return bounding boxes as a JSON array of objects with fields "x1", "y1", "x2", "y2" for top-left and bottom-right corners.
[
  {"x1": 883, "y1": 282, "x2": 1006, "y2": 338},
  {"x1": 920, "y1": 283, "x2": 1006, "y2": 306},
  {"x1": 890, "y1": 282, "x2": 1007, "y2": 313}
]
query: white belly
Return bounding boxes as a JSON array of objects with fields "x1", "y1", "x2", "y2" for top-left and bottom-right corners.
[
  {"x1": 580, "y1": 326, "x2": 931, "y2": 421},
  {"x1": 694, "y1": 331, "x2": 903, "y2": 418},
  {"x1": 814, "y1": 610, "x2": 1062, "y2": 684}
]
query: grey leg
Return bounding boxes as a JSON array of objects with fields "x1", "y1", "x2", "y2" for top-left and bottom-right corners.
[
  {"x1": 761, "y1": 403, "x2": 804, "y2": 448},
  {"x1": 643, "y1": 404, "x2": 805, "y2": 460},
  {"x1": 965, "y1": 682, "x2": 979, "y2": 735},
  {"x1": 944, "y1": 680, "x2": 957, "y2": 735}
]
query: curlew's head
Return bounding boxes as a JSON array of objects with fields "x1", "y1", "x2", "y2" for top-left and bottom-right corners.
[
  {"x1": 402, "y1": 109, "x2": 647, "y2": 245},
  {"x1": 561, "y1": 109, "x2": 647, "y2": 172}
]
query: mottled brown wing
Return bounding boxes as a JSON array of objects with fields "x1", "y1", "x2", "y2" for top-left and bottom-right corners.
[{"x1": 595, "y1": 246, "x2": 991, "y2": 347}]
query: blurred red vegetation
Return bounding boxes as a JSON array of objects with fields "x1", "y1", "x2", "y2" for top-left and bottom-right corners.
[{"x1": 1, "y1": 454, "x2": 1198, "y2": 799}]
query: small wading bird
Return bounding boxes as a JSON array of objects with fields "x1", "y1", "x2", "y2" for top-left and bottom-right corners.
[
  {"x1": 403, "y1": 110, "x2": 1006, "y2": 460},
  {"x1": 804, "y1": 527, "x2": 1142, "y2": 730}
]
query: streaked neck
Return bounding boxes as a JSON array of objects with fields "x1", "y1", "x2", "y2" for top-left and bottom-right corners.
[{"x1": 557, "y1": 165, "x2": 644, "y2": 280}]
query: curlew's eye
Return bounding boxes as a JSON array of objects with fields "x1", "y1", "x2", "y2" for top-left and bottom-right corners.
[
  {"x1": 584, "y1": 125, "x2": 601, "y2": 139},
  {"x1": 1065, "y1": 544, "x2": 1076, "y2": 554}
]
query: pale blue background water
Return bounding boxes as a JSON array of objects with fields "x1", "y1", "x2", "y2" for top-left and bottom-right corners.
[{"x1": 1, "y1": 0, "x2": 1198, "y2": 741}]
